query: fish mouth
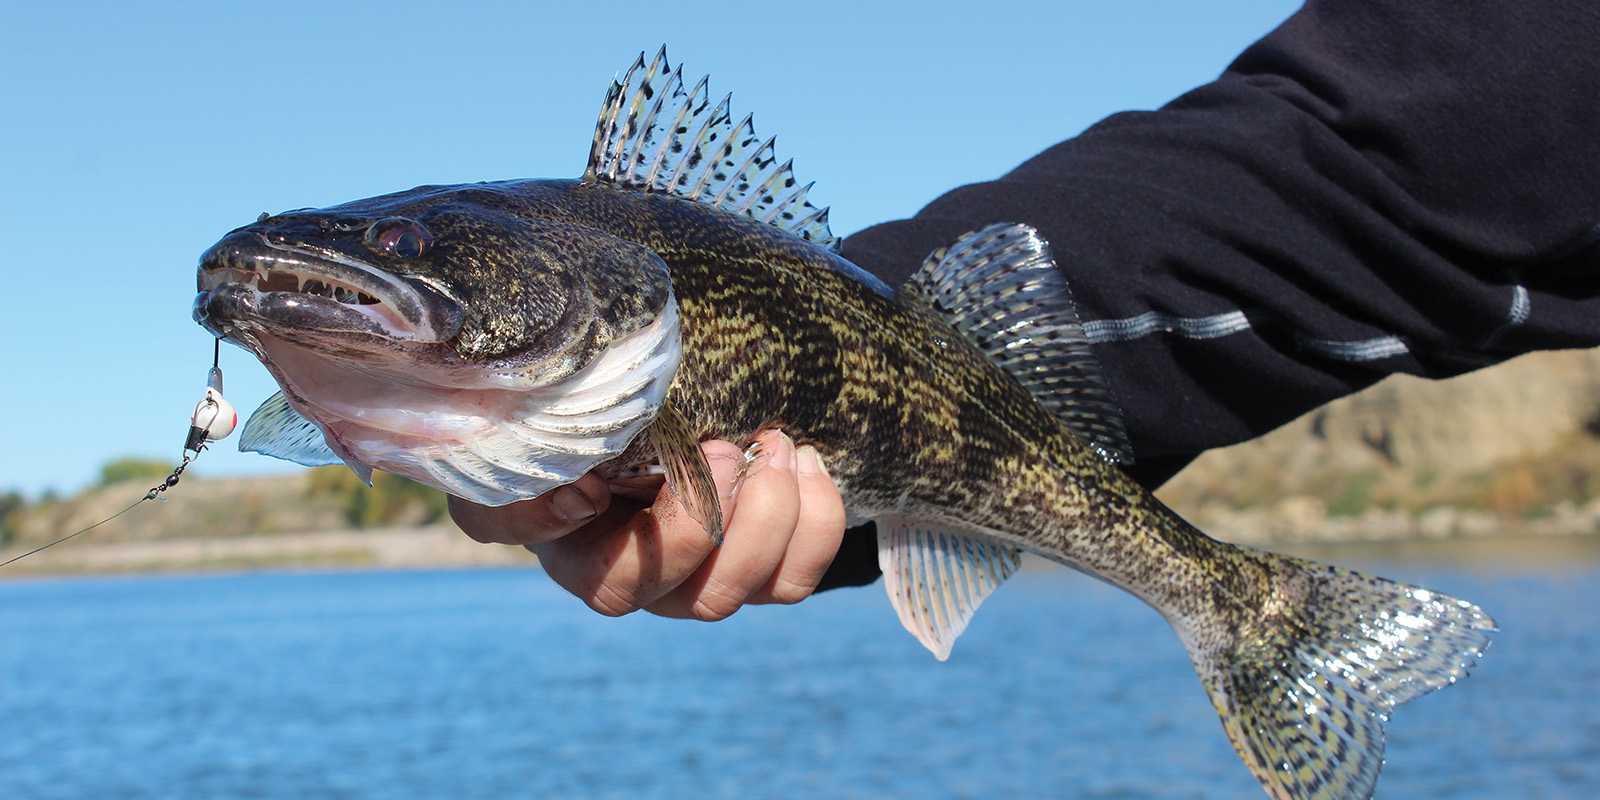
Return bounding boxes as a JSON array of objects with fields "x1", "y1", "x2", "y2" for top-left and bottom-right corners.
[{"x1": 193, "y1": 230, "x2": 462, "y2": 344}]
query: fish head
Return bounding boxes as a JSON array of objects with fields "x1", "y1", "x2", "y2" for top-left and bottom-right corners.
[{"x1": 192, "y1": 184, "x2": 682, "y2": 504}]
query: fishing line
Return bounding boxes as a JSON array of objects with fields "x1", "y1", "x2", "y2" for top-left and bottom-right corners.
[{"x1": 0, "y1": 340, "x2": 237, "y2": 569}]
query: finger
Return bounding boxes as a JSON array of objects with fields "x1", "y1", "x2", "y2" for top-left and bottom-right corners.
[
  {"x1": 530, "y1": 442, "x2": 746, "y2": 617},
  {"x1": 646, "y1": 430, "x2": 804, "y2": 620},
  {"x1": 748, "y1": 444, "x2": 847, "y2": 605},
  {"x1": 447, "y1": 472, "x2": 611, "y2": 546},
  {"x1": 605, "y1": 471, "x2": 667, "y2": 503}
]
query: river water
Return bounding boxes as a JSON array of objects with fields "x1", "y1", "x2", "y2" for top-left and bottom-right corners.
[{"x1": 2, "y1": 536, "x2": 1596, "y2": 799}]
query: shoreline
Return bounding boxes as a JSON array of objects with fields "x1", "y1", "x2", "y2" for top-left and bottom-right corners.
[
  {"x1": 1185, "y1": 500, "x2": 1600, "y2": 546},
  {"x1": 4, "y1": 515, "x2": 1600, "y2": 580},
  {"x1": 0, "y1": 524, "x2": 536, "y2": 578}
]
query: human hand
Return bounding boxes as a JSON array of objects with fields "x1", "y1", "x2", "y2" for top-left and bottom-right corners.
[{"x1": 446, "y1": 430, "x2": 847, "y2": 620}]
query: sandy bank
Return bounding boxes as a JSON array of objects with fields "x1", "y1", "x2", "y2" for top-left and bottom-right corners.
[{"x1": 0, "y1": 524, "x2": 535, "y2": 577}]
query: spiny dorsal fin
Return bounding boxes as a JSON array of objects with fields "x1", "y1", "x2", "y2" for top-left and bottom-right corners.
[
  {"x1": 903, "y1": 223, "x2": 1134, "y2": 464},
  {"x1": 876, "y1": 516, "x2": 1022, "y2": 661},
  {"x1": 585, "y1": 47, "x2": 839, "y2": 251}
]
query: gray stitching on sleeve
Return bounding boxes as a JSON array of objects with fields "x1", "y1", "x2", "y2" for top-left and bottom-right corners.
[
  {"x1": 1082, "y1": 310, "x2": 1253, "y2": 342},
  {"x1": 1480, "y1": 283, "x2": 1530, "y2": 350},
  {"x1": 1083, "y1": 309, "x2": 1412, "y2": 362}
]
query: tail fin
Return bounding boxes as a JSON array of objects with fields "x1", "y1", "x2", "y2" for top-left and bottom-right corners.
[{"x1": 1184, "y1": 550, "x2": 1494, "y2": 800}]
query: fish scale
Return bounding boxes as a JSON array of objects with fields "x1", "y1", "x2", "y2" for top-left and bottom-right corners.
[{"x1": 191, "y1": 47, "x2": 1495, "y2": 800}]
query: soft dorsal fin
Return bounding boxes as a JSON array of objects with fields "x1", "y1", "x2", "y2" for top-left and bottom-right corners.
[
  {"x1": 902, "y1": 223, "x2": 1134, "y2": 464},
  {"x1": 876, "y1": 516, "x2": 1022, "y2": 661},
  {"x1": 585, "y1": 47, "x2": 839, "y2": 251}
]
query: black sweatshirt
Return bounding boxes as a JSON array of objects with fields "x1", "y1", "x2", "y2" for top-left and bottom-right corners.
[{"x1": 820, "y1": 0, "x2": 1600, "y2": 589}]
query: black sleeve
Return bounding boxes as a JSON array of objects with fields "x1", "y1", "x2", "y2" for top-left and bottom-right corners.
[{"x1": 817, "y1": 0, "x2": 1600, "y2": 591}]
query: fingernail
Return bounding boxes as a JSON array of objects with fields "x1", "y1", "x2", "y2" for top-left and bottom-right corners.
[
  {"x1": 746, "y1": 430, "x2": 794, "y2": 476},
  {"x1": 796, "y1": 445, "x2": 828, "y2": 478},
  {"x1": 551, "y1": 485, "x2": 597, "y2": 523},
  {"x1": 769, "y1": 432, "x2": 795, "y2": 472}
]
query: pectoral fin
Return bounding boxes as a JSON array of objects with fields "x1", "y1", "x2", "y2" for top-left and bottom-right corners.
[
  {"x1": 644, "y1": 400, "x2": 725, "y2": 546},
  {"x1": 876, "y1": 516, "x2": 1021, "y2": 660},
  {"x1": 240, "y1": 391, "x2": 373, "y2": 485}
]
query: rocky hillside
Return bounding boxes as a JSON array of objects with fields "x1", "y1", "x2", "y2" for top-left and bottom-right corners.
[{"x1": 1157, "y1": 348, "x2": 1600, "y2": 542}]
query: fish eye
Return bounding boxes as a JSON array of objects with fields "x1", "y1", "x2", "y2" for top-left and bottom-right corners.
[{"x1": 365, "y1": 217, "x2": 432, "y2": 259}]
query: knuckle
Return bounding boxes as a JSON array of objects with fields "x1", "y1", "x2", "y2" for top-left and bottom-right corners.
[
  {"x1": 587, "y1": 581, "x2": 643, "y2": 618},
  {"x1": 688, "y1": 599, "x2": 738, "y2": 622},
  {"x1": 687, "y1": 577, "x2": 747, "y2": 621},
  {"x1": 765, "y1": 575, "x2": 817, "y2": 606}
]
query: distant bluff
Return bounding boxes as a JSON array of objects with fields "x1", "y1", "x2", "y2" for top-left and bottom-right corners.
[{"x1": 1160, "y1": 348, "x2": 1600, "y2": 541}]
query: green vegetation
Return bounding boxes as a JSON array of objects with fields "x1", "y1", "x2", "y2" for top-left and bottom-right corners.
[
  {"x1": 306, "y1": 466, "x2": 449, "y2": 528},
  {"x1": 97, "y1": 457, "x2": 176, "y2": 487},
  {"x1": 0, "y1": 491, "x2": 24, "y2": 546},
  {"x1": 1326, "y1": 470, "x2": 1386, "y2": 517},
  {"x1": 0, "y1": 458, "x2": 454, "y2": 556}
]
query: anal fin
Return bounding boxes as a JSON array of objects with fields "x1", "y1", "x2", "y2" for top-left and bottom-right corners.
[{"x1": 876, "y1": 516, "x2": 1021, "y2": 660}]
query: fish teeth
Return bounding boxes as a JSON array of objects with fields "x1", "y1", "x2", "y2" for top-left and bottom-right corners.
[{"x1": 241, "y1": 268, "x2": 382, "y2": 306}]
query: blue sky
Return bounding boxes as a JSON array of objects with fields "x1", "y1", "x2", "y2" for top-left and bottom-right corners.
[{"x1": 0, "y1": 0, "x2": 1297, "y2": 497}]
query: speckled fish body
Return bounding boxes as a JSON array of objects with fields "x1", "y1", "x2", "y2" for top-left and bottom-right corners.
[{"x1": 193, "y1": 50, "x2": 1495, "y2": 800}]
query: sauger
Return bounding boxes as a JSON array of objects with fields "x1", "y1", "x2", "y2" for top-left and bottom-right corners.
[{"x1": 193, "y1": 49, "x2": 1493, "y2": 800}]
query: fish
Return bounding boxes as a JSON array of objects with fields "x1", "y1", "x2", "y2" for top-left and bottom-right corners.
[{"x1": 192, "y1": 48, "x2": 1494, "y2": 800}]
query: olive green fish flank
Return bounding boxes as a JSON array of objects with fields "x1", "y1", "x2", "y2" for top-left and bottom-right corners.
[{"x1": 193, "y1": 48, "x2": 1495, "y2": 800}]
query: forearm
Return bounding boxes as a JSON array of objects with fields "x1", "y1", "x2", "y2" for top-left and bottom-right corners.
[
  {"x1": 824, "y1": 0, "x2": 1600, "y2": 588},
  {"x1": 843, "y1": 0, "x2": 1600, "y2": 485}
]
